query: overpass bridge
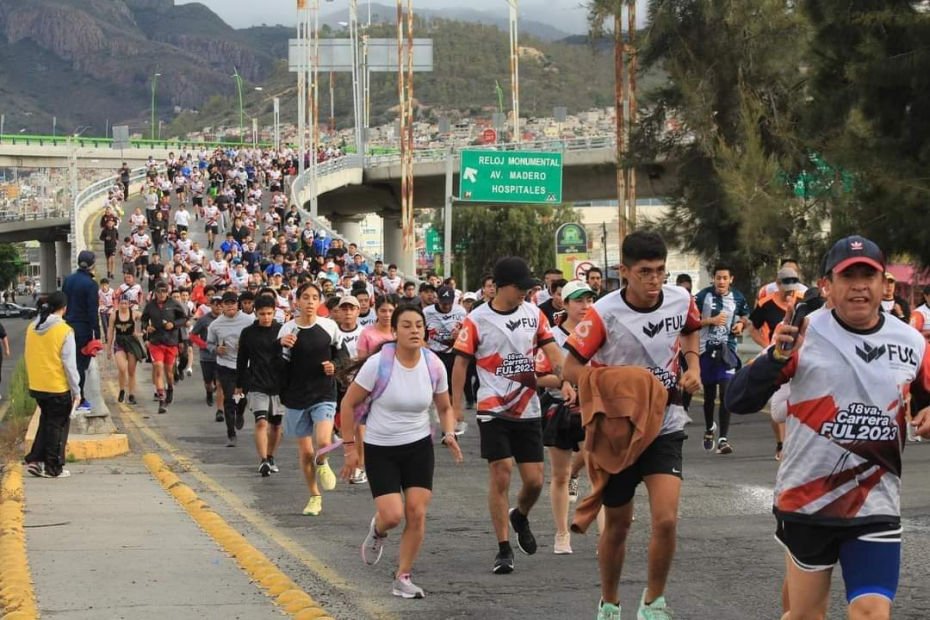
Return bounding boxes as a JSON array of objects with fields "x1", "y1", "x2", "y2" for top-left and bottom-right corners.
[{"x1": 0, "y1": 134, "x2": 674, "y2": 285}]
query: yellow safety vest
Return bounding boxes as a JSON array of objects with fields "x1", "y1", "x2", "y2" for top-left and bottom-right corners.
[{"x1": 25, "y1": 320, "x2": 72, "y2": 394}]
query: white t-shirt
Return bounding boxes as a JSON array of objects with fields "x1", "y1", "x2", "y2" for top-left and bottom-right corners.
[
  {"x1": 355, "y1": 351, "x2": 448, "y2": 447},
  {"x1": 175, "y1": 209, "x2": 191, "y2": 227}
]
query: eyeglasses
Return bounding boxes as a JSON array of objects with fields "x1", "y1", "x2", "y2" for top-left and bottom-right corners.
[
  {"x1": 780, "y1": 278, "x2": 800, "y2": 285},
  {"x1": 631, "y1": 267, "x2": 666, "y2": 282}
]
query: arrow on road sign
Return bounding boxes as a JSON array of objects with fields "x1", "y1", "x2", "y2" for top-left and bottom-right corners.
[{"x1": 463, "y1": 167, "x2": 478, "y2": 183}]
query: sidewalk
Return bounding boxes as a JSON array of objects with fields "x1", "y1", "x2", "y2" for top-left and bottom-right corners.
[{"x1": 24, "y1": 456, "x2": 284, "y2": 620}]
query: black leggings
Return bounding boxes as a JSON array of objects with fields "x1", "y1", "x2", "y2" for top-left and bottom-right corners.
[{"x1": 703, "y1": 381, "x2": 731, "y2": 439}]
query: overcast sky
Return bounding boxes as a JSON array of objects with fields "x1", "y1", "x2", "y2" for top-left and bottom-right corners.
[{"x1": 178, "y1": 0, "x2": 648, "y2": 33}]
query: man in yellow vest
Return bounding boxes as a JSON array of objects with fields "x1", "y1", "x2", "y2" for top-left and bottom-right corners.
[{"x1": 23, "y1": 291, "x2": 81, "y2": 478}]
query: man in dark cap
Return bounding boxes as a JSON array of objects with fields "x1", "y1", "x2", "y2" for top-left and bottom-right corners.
[{"x1": 62, "y1": 250, "x2": 100, "y2": 411}]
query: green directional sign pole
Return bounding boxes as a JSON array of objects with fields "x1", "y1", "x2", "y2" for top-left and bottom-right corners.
[{"x1": 458, "y1": 149, "x2": 563, "y2": 204}]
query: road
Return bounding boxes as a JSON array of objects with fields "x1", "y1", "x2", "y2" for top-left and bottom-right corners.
[
  {"x1": 78, "y1": 193, "x2": 930, "y2": 619},
  {"x1": 0, "y1": 296, "x2": 42, "y2": 402}
]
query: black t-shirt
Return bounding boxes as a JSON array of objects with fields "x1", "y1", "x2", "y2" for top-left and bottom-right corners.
[
  {"x1": 146, "y1": 263, "x2": 165, "y2": 289},
  {"x1": 538, "y1": 298, "x2": 563, "y2": 328},
  {"x1": 100, "y1": 227, "x2": 119, "y2": 249},
  {"x1": 278, "y1": 318, "x2": 347, "y2": 409},
  {"x1": 749, "y1": 297, "x2": 788, "y2": 344}
]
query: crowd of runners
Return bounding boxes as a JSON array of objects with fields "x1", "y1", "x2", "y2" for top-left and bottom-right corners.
[{"x1": 19, "y1": 144, "x2": 930, "y2": 619}]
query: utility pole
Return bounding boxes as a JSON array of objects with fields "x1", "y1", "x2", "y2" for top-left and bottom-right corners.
[
  {"x1": 627, "y1": 0, "x2": 638, "y2": 232},
  {"x1": 232, "y1": 67, "x2": 245, "y2": 144},
  {"x1": 614, "y1": 12, "x2": 626, "y2": 248},
  {"x1": 506, "y1": 0, "x2": 520, "y2": 142}
]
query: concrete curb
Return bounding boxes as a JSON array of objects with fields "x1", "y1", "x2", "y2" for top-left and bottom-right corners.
[
  {"x1": 141, "y1": 453, "x2": 334, "y2": 620},
  {"x1": 0, "y1": 463, "x2": 38, "y2": 619},
  {"x1": 23, "y1": 410, "x2": 129, "y2": 461}
]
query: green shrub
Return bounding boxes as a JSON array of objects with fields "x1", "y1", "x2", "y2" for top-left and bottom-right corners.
[{"x1": 7, "y1": 358, "x2": 36, "y2": 422}]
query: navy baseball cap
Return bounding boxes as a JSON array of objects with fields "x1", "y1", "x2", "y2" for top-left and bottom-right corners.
[
  {"x1": 437, "y1": 286, "x2": 455, "y2": 303},
  {"x1": 822, "y1": 236, "x2": 885, "y2": 276},
  {"x1": 78, "y1": 250, "x2": 96, "y2": 269}
]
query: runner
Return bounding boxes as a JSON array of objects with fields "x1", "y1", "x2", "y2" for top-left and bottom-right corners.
[
  {"x1": 140, "y1": 282, "x2": 187, "y2": 414},
  {"x1": 562, "y1": 230, "x2": 701, "y2": 620},
  {"x1": 98, "y1": 279, "x2": 114, "y2": 343},
  {"x1": 910, "y1": 285, "x2": 930, "y2": 344},
  {"x1": 424, "y1": 285, "x2": 466, "y2": 403},
  {"x1": 758, "y1": 258, "x2": 808, "y2": 301},
  {"x1": 334, "y1": 295, "x2": 367, "y2": 484},
  {"x1": 235, "y1": 296, "x2": 284, "y2": 474},
  {"x1": 208, "y1": 291, "x2": 255, "y2": 447},
  {"x1": 881, "y1": 272, "x2": 910, "y2": 323},
  {"x1": 727, "y1": 235, "x2": 930, "y2": 620},
  {"x1": 358, "y1": 295, "x2": 397, "y2": 359},
  {"x1": 536, "y1": 280, "x2": 595, "y2": 555},
  {"x1": 694, "y1": 263, "x2": 750, "y2": 454},
  {"x1": 107, "y1": 294, "x2": 145, "y2": 405},
  {"x1": 451, "y1": 256, "x2": 573, "y2": 575},
  {"x1": 338, "y1": 305, "x2": 463, "y2": 599},
  {"x1": 99, "y1": 220, "x2": 120, "y2": 279},
  {"x1": 278, "y1": 282, "x2": 348, "y2": 516}
]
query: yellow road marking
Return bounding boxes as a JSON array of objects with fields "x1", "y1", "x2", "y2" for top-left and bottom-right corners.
[
  {"x1": 0, "y1": 463, "x2": 38, "y2": 619},
  {"x1": 103, "y1": 378, "x2": 396, "y2": 620}
]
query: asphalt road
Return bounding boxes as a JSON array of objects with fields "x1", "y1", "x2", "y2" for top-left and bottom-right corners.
[
  {"x1": 0, "y1": 296, "x2": 41, "y2": 401},
  {"x1": 85, "y1": 193, "x2": 930, "y2": 619}
]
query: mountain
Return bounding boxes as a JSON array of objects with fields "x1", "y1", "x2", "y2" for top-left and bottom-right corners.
[
  {"x1": 320, "y1": 3, "x2": 573, "y2": 42},
  {"x1": 0, "y1": 0, "x2": 649, "y2": 138}
]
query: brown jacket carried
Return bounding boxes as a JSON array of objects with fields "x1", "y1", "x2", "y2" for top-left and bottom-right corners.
[{"x1": 571, "y1": 366, "x2": 668, "y2": 534}]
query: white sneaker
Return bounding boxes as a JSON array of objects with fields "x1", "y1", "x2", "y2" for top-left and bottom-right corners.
[
  {"x1": 392, "y1": 572, "x2": 424, "y2": 599},
  {"x1": 554, "y1": 532, "x2": 573, "y2": 555},
  {"x1": 454, "y1": 421, "x2": 468, "y2": 436},
  {"x1": 361, "y1": 516, "x2": 385, "y2": 565},
  {"x1": 349, "y1": 468, "x2": 368, "y2": 484}
]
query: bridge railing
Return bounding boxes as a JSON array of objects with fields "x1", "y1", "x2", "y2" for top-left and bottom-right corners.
[
  {"x1": 289, "y1": 154, "x2": 366, "y2": 238},
  {"x1": 72, "y1": 166, "x2": 155, "y2": 268},
  {"x1": 0, "y1": 133, "x2": 275, "y2": 151}
]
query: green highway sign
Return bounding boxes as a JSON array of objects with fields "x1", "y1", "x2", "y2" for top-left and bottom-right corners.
[{"x1": 459, "y1": 149, "x2": 563, "y2": 204}]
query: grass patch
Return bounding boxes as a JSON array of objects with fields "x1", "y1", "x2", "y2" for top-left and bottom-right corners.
[{"x1": 7, "y1": 358, "x2": 36, "y2": 422}]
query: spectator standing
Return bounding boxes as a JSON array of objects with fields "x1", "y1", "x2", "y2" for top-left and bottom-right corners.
[{"x1": 62, "y1": 250, "x2": 100, "y2": 411}]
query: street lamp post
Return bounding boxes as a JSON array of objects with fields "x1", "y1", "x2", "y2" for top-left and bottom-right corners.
[
  {"x1": 505, "y1": 0, "x2": 520, "y2": 142},
  {"x1": 150, "y1": 72, "x2": 161, "y2": 141},
  {"x1": 232, "y1": 68, "x2": 245, "y2": 144}
]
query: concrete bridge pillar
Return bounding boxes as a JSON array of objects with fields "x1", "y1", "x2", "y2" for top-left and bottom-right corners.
[
  {"x1": 382, "y1": 214, "x2": 416, "y2": 277},
  {"x1": 55, "y1": 240, "x2": 72, "y2": 288},
  {"x1": 329, "y1": 214, "x2": 365, "y2": 247},
  {"x1": 39, "y1": 241, "x2": 57, "y2": 294}
]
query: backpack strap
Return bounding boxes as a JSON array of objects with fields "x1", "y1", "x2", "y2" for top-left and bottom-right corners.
[{"x1": 353, "y1": 343, "x2": 397, "y2": 424}]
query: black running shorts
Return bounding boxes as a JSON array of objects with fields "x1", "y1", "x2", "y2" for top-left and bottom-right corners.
[
  {"x1": 477, "y1": 416, "x2": 544, "y2": 463},
  {"x1": 602, "y1": 431, "x2": 685, "y2": 508},
  {"x1": 364, "y1": 436, "x2": 434, "y2": 498}
]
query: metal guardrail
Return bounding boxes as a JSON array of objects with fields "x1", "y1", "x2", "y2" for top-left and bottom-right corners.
[
  {"x1": 0, "y1": 133, "x2": 274, "y2": 151},
  {"x1": 289, "y1": 154, "x2": 367, "y2": 246}
]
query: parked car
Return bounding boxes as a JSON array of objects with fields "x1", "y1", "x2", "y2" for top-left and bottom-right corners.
[{"x1": 0, "y1": 303, "x2": 37, "y2": 319}]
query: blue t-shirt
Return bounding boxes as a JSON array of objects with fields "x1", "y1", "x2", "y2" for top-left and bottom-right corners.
[{"x1": 695, "y1": 286, "x2": 749, "y2": 353}]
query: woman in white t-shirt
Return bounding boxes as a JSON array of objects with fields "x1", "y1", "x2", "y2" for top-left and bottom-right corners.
[{"x1": 338, "y1": 306, "x2": 462, "y2": 599}]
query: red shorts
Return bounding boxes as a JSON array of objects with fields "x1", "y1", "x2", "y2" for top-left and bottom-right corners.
[{"x1": 148, "y1": 343, "x2": 178, "y2": 367}]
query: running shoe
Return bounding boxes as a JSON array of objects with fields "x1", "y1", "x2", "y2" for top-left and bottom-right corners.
[
  {"x1": 76, "y1": 400, "x2": 92, "y2": 413},
  {"x1": 454, "y1": 421, "x2": 468, "y2": 436},
  {"x1": 215, "y1": 410, "x2": 224, "y2": 422},
  {"x1": 235, "y1": 409, "x2": 245, "y2": 431},
  {"x1": 258, "y1": 459, "x2": 271, "y2": 477},
  {"x1": 492, "y1": 548, "x2": 514, "y2": 574},
  {"x1": 226, "y1": 434, "x2": 236, "y2": 447},
  {"x1": 568, "y1": 476, "x2": 579, "y2": 503},
  {"x1": 186, "y1": 367, "x2": 193, "y2": 376},
  {"x1": 509, "y1": 508, "x2": 537, "y2": 555},
  {"x1": 391, "y1": 573, "x2": 424, "y2": 599},
  {"x1": 907, "y1": 424, "x2": 923, "y2": 443},
  {"x1": 165, "y1": 387, "x2": 174, "y2": 404},
  {"x1": 118, "y1": 390, "x2": 125, "y2": 403},
  {"x1": 597, "y1": 600, "x2": 622, "y2": 620},
  {"x1": 127, "y1": 394, "x2": 137, "y2": 405},
  {"x1": 716, "y1": 438, "x2": 733, "y2": 455},
  {"x1": 267, "y1": 456, "x2": 279, "y2": 473},
  {"x1": 637, "y1": 589, "x2": 672, "y2": 620},
  {"x1": 702, "y1": 422, "x2": 717, "y2": 451},
  {"x1": 317, "y1": 460, "x2": 337, "y2": 491},
  {"x1": 553, "y1": 532, "x2": 573, "y2": 555},
  {"x1": 25, "y1": 462, "x2": 44, "y2": 478},
  {"x1": 39, "y1": 469, "x2": 71, "y2": 479},
  {"x1": 774, "y1": 442, "x2": 783, "y2": 461},
  {"x1": 206, "y1": 392, "x2": 214, "y2": 407},
  {"x1": 349, "y1": 468, "x2": 368, "y2": 485},
  {"x1": 361, "y1": 515, "x2": 385, "y2": 565},
  {"x1": 157, "y1": 399, "x2": 167, "y2": 414},
  {"x1": 303, "y1": 495, "x2": 322, "y2": 516}
]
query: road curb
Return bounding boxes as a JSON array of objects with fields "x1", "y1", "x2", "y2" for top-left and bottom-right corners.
[
  {"x1": 0, "y1": 463, "x2": 38, "y2": 619},
  {"x1": 141, "y1": 453, "x2": 335, "y2": 620},
  {"x1": 23, "y1": 410, "x2": 129, "y2": 461}
]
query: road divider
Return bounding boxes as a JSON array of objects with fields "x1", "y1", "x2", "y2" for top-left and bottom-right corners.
[{"x1": 0, "y1": 463, "x2": 38, "y2": 619}]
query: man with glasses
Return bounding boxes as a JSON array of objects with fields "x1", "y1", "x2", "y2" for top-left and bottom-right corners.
[{"x1": 563, "y1": 231, "x2": 701, "y2": 620}]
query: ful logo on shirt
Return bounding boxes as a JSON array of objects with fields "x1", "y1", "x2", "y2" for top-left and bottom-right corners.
[
  {"x1": 642, "y1": 315, "x2": 684, "y2": 338},
  {"x1": 505, "y1": 317, "x2": 539, "y2": 332}
]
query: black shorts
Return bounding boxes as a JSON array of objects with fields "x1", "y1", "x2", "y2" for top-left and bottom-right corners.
[
  {"x1": 542, "y1": 405, "x2": 585, "y2": 452},
  {"x1": 177, "y1": 224, "x2": 188, "y2": 233},
  {"x1": 775, "y1": 518, "x2": 901, "y2": 570},
  {"x1": 477, "y1": 416, "x2": 544, "y2": 463},
  {"x1": 105, "y1": 246, "x2": 116, "y2": 258},
  {"x1": 192, "y1": 197, "x2": 203, "y2": 207},
  {"x1": 602, "y1": 431, "x2": 685, "y2": 508},
  {"x1": 365, "y1": 436, "x2": 434, "y2": 498},
  {"x1": 206, "y1": 224, "x2": 218, "y2": 235},
  {"x1": 200, "y1": 360, "x2": 218, "y2": 385},
  {"x1": 135, "y1": 254, "x2": 148, "y2": 266}
]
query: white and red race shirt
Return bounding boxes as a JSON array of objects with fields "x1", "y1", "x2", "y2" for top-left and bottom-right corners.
[
  {"x1": 910, "y1": 304, "x2": 930, "y2": 342},
  {"x1": 565, "y1": 285, "x2": 701, "y2": 435},
  {"x1": 454, "y1": 301, "x2": 554, "y2": 421},
  {"x1": 770, "y1": 309, "x2": 930, "y2": 525}
]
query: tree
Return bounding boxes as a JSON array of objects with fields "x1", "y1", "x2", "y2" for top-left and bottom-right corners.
[
  {"x1": 800, "y1": 1, "x2": 930, "y2": 265},
  {"x1": 445, "y1": 204, "x2": 582, "y2": 290},
  {"x1": 632, "y1": 1, "x2": 833, "y2": 286},
  {"x1": 0, "y1": 244, "x2": 26, "y2": 291}
]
